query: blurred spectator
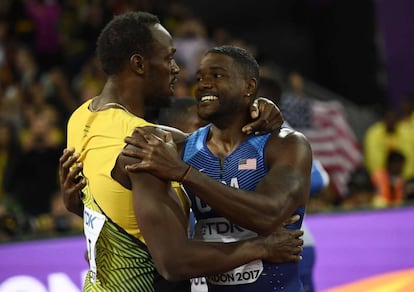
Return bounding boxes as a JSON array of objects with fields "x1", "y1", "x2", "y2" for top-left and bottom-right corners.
[
  {"x1": 363, "y1": 107, "x2": 414, "y2": 181},
  {"x1": 371, "y1": 150, "x2": 406, "y2": 207},
  {"x1": 279, "y1": 72, "x2": 313, "y2": 128},
  {"x1": 0, "y1": 116, "x2": 29, "y2": 241},
  {"x1": 341, "y1": 166, "x2": 376, "y2": 209},
  {"x1": 13, "y1": 45, "x2": 40, "y2": 91},
  {"x1": 20, "y1": 103, "x2": 63, "y2": 151},
  {"x1": 6, "y1": 0, "x2": 35, "y2": 46},
  {"x1": 400, "y1": 93, "x2": 414, "y2": 129},
  {"x1": 172, "y1": 17, "x2": 212, "y2": 83},
  {"x1": 0, "y1": 85, "x2": 24, "y2": 132},
  {"x1": 60, "y1": 1, "x2": 109, "y2": 80},
  {"x1": 0, "y1": 116, "x2": 21, "y2": 200},
  {"x1": 1, "y1": 108, "x2": 79, "y2": 238},
  {"x1": 42, "y1": 67, "x2": 79, "y2": 126},
  {"x1": 25, "y1": 0, "x2": 62, "y2": 72},
  {"x1": 5, "y1": 105, "x2": 63, "y2": 219}
]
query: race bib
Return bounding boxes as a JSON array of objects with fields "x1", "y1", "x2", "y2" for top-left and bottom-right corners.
[
  {"x1": 194, "y1": 217, "x2": 262, "y2": 285},
  {"x1": 194, "y1": 217, "x2": 257, "y2": 243},
  {"x1": 83, "y1": 206, "x2": 106, "y2": 283},
  {"x1": 207, "y1": 260, "x2": 263, "y2": 285}
]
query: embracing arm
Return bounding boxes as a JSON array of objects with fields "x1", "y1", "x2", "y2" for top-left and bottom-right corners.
[
  {"x1": 182, "y1": 130, "x2": 312, "y2": 235},
  {"x1": 116, "y1": 149, "x2": 303, "y2": 281},
  {"x1": 123, "y1": 128, "x2": 312, "y2": 236},
  {"x1": 243, "y1": 97, "x2": 283, "y2": 135}
]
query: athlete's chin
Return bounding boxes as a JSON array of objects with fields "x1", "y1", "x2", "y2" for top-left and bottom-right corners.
[{"x1": 197, "y1": 110, "x2": 213, "y2": 122}]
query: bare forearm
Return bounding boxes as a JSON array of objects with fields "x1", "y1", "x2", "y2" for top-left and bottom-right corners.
[
  {"x1": 130, "y1": 172, "x2": 267, "y2": 281},
  {"x1": 155, "y1": 237, "x2": 266, "y2": 281},
  {"x1": 183, "y1": 168, "x2": 302, "y2": 235}
]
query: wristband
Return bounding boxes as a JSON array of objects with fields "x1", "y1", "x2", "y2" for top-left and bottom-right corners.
[{"x1": 180, "y1": 165, "x2": 192, "y2": 183}]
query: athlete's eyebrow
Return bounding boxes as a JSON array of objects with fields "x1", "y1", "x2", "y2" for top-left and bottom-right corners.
[{"x1": 196, "y1": 66, "x2": 227, "y2": 75}]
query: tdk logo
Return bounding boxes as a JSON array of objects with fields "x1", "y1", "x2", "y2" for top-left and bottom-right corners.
[
  {"x1": 84, "y1": 210, "x2": 97, "y2": 229},
  {"x1": 201, "y1": 221, "x2": 245, "y2": 235}
]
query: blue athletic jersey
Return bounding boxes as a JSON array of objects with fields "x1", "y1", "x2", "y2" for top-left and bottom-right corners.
[{"x1": 182, "y1": 124, "x2": 305, "y2": 292}]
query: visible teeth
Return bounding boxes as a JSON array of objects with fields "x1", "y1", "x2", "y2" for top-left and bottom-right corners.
[{"x1": 201, "y1": 95, "x2": 218, "y2": 102}]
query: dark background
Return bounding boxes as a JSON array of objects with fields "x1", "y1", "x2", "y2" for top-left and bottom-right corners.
[{"x1": 181, "y1": 0, "x2": 414, "y2": 110}]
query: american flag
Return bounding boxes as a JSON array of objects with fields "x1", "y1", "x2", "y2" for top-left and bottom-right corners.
[
  {"x1": 282, "y1": 95, "x2": 362, "y2": 197},
  {"x1": 238, "y1": 158, "x2": 257, "y2": 170}
]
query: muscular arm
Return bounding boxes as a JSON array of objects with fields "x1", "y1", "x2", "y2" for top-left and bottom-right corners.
[
  {"x1": 183, "y1": 129, "x2": 312, "y2": 235},
  {"x1": 123, "y1": 128, "x2": 312, "y2": 236},
  {"x1": 115, "y1": 148, "x2": 303, "y2": 281}
]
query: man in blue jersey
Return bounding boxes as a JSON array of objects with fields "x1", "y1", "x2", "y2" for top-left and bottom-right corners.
[
  {"x1": 156, "y1": 96, "x2": 329, "y2": 292},
  {"x1": 121, "y1": 45, "x2": 313, "y2": 291}
]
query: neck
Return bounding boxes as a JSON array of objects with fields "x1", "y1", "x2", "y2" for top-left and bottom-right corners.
[
  {"x1": 211, "y1": 109, "x2": 250, "y2": 134},
  {"x1": 207, "y1": 115, "x2": 250, "y2": 158},
  {"x1": 95, "y1": 77, "x2": 145, "y2": 117}
]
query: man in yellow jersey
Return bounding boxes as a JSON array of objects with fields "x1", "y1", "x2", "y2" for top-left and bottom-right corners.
[{"x1": 61, "y1": 11, "x2": 303, "y2": 292}]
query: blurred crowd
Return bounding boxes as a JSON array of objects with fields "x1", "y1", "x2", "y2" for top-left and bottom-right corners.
[{"x1": 0, "y1": 0, "x2": 413, "y2": 242}]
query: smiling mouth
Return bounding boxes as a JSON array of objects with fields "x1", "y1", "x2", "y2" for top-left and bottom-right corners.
[{"x1": 200, "y1": 95, "x2": 218, "y2": 102}]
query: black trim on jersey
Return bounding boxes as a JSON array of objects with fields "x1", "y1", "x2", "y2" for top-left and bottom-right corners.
[{"x1": 93, "y1": 198, "x2": 149, "y2": 251}]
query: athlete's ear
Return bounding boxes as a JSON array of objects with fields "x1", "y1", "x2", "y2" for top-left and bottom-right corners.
[
  {"x1": 246, "y1": 77, "x2": 257, "y2": 99},
  {"x1": 130, "y1": 54, "x2": 145, "y2": 75}
]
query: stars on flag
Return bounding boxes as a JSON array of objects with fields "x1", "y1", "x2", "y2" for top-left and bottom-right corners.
[{"x1": 238, "y1": 158, "x2": 257, "y2": 170}]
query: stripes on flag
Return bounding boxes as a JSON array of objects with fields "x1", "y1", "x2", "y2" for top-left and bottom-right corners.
[
  {"x1": 238, "y1": 158, "x2": 257, "y2": 170},
  {"x1": 299, "y1": 100, "x2": 362, "y2": 197},
  {"x1": 280, "y1": 91, "x2": 363, "y2": 198}
]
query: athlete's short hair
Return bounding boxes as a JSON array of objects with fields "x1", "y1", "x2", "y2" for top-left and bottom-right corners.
[
  {"x1": 206, "y1": 45, "x2": 260, "y2": 81},
  {"x1": 97, "y1": 11, "x2": 160, "y2": 75}
]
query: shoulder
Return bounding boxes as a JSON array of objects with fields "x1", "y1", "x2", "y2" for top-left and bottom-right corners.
[
  {"x1": 68, "y1": 100, "x2": 91, "y2": 125},
  {"x1": 265, "y1": 128, "x2": 312, "y2": 165},
  {"x1": 269, "y1": 127, "x2": 310, "y2": 147},
  {"x1": 184, "y1": 125, "x2": 210, "y2": 145},
  {"x1": 112, "y1": 125, "x2": 159, "y2": 189}
]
